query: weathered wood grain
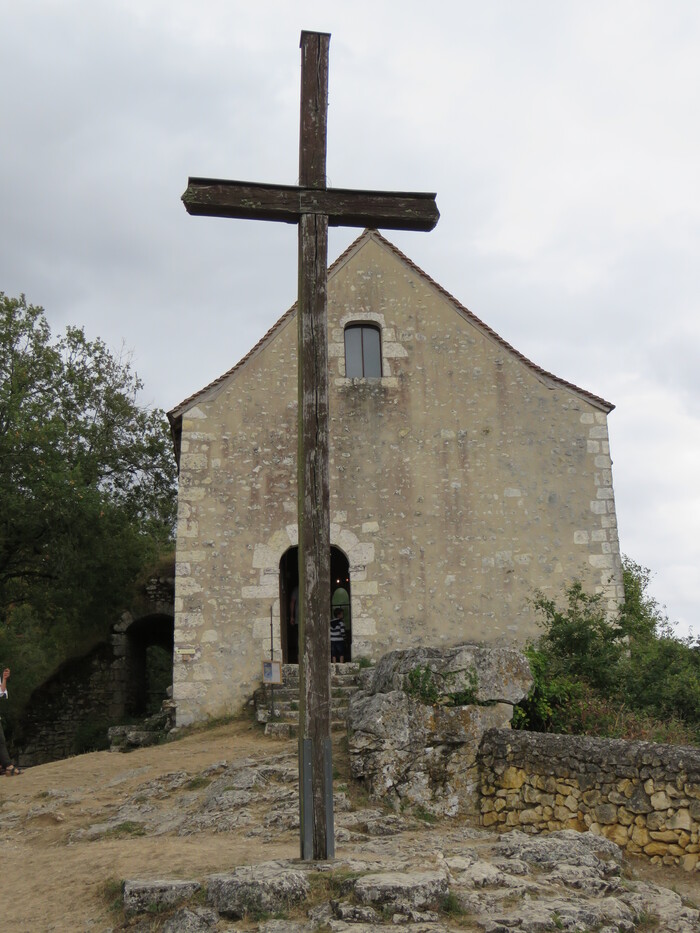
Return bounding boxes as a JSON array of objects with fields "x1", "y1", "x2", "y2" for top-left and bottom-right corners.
[{"x1": 182, "y1": 180, "x2": 439, "y2": 231}]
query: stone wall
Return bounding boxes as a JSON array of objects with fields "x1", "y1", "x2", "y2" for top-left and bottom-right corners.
[
  {"x1": 18, "y1": 572, "x2": 174, "y2": 766},
  {"x1": 478, "y1": 729, "x2": 700, "y2": 873},
  {"x1": 18, "y1": 643, "x2": 119, "y2": 766}
]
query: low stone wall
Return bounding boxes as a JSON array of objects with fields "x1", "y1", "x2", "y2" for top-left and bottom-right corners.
[{"x1": 478, "y1": 729, "x2": 700, "y2": 873}]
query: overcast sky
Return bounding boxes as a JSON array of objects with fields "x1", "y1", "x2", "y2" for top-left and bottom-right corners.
[{"x1": 2, "y1": 1, "x2": 698, "y2": 638}]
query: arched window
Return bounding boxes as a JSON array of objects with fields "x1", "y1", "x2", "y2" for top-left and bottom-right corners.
[{"x1": 344, "y1": 324, "x2": 382, "y2": 378}]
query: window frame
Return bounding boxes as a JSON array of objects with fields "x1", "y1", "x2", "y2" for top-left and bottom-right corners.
[{"x1": 343, "y1": 323, "x2": 383, "y2": 378}]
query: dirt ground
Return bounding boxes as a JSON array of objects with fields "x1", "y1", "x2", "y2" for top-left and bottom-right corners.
[
  {"x1": 1, "y1": 720, "x2": 697, "y2": 931},
  {"x1": 1, "y1": 720, "x2": 301, "y2": 931}
]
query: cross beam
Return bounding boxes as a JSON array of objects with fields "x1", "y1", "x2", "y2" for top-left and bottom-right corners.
[
  {"x1": 183, "y1": 179, "x2": 439, "y2": 230},
  {"x1": 182, "y1": 30, "x2": 438, "y2": 861}
]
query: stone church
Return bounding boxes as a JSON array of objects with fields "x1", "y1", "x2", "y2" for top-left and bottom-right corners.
[{"x1": 168, "y1": 229, "x2": 623, "y2": 727}]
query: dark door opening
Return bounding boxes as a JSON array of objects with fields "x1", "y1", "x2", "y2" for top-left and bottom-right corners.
[
  {"x1": 124, "y1": 614, "x2": 174, "y2": 717},
  {"x1": 279, "y1": 546, "x2": 351, "y2": 663}
]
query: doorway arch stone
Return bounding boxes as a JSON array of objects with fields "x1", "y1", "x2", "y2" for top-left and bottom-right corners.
[{"x1": 247, "y1": 522, "x2": 376, "y2": 662}]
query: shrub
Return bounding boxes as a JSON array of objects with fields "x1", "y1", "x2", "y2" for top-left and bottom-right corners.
[{"x1": 514, "y1": 560, "x2": 700, "y2": 744}]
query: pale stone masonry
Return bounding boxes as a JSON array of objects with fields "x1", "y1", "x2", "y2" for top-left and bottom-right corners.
[{"x1": 168, "y1": 230, "x2": 623, "y2": 726}]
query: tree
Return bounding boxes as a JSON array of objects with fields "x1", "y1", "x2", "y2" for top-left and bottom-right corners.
[{"x1": 0, "y1": 292, "x2": 177, "y2": 733}]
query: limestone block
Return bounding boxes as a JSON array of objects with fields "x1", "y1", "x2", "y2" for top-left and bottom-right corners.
[
  {"x1": 348, "y1": 542, "x2": 375, "y2": 565},
  {"x1": 594, "y1": 803, "x2": 618, "y2": 825},
  {"x1": 617, "y1": 807, "x2": 634, "y2": 826},
  {"x1": 176, "y1": 578, "x2": 203, "y2": 596},
  {"x1": 602, "y1": 823, "x2": 628, "y2": 847},
  {"x1": 162, "y1": 907, "x2": 219, "y2": 932},
  {"x1": 183, "y1": 453, "x2": 208, "y2": 471},
  {"x1": 501, "y1": 767, "x2": 527, "y2": 791},
  {"x1": 207, "y1": 864, "x2": 309, "y2": 919},
  {"x1": 353, "y1": 871, "x2": 448, "y2": 911},
  {"x1": 252, "y1": 544, "x2": 277, "y2": 569},
  {"x1": 650, "y1": 790, "x2": 672, "y2": 810},
  {"x1": 352, "y1": 580, "x2": 379, "y2": 596},
  {"x1": 667, "y1": 808, "x2": 693, "y2": 831},
  {"x1": 123, "y1": 880, "x2": 201, "y2": 917},
  {"x1": 180, "y1": 612, "x2": 204, "y2": 628},
  {"x1": 353, "y1": 617, "x2": 377, "y2": 636},
  {"x1": 383, "y1": 342, "x2": 408, "y2": 358},
  {"x1": 173, "y1": 683, "x2": 206, "y2": 701},
  {"x1": 285, "y1": 524, "x2": 299, "y2": 545},
  {"x1": 193, "y1": 663, "x2": 216, "y2": 683},
  {"x1": 241, "y1": 584, "x2": 277, "y2": 599},
  {"x1": 643, "y1": 842, "x2": 669, "y2": 857},
  {"x1": 178, "y1": 520, "x2": 200, "y2": 539}
]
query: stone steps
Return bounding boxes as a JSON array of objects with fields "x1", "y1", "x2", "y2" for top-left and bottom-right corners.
[{"x1": 254, "y1": 662, "x2": 364, "y2": 738}]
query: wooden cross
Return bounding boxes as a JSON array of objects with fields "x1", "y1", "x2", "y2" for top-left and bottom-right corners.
[{"x1": 182, "y1": 30, "x2": 438, "y2": 860}]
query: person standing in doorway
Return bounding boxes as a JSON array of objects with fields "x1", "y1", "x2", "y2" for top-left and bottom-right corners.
[{"x1": 330, "y1": 607, "x2": 346, "y2": 663}]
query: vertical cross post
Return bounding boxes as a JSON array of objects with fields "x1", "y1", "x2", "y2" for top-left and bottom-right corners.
[{"x1": 297, "y1": 30, "x2": 333, "y2": 860}]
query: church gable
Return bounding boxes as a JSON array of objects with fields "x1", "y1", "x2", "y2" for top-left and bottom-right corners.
[{"x1": 170, "y1": 231, "x2": 622, "y2": 727}]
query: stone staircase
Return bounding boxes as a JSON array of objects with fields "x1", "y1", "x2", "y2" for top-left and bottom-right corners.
[{"x1": 253, "y1": 662, "x2": 363, "y2": 737}]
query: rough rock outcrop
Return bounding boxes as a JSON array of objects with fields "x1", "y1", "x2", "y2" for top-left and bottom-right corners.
[
  {"x1": 347, "y1": 644, "x2": 532, "y2": 815},
  {"x1": 369, "y1": 644, "x2": 532, "y2": 704}
]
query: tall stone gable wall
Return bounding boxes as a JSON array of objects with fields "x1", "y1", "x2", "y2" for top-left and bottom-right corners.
[{"x1": 173, "y1": 233, "x2": 622, "y2": 725}]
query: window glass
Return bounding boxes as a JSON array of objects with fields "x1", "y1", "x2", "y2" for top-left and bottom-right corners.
[
  {"x1": 344, "y1": 326, "x2": 364, "y2": 378},
  {"x1": 362, "y1": 326, "x2": 382, "y2": 377},
  {"x1": 344, "y1": 324, "x2": 382, "y2": 378}
]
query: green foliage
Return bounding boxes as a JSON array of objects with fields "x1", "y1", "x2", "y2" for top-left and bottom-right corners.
[
  {"x1": 450, "y1": 668, "x2": 479, "y2": 706},
  {"x1": 183, "y1": 776, "x2": 211, "y2": 790},
  {"x1": 99, "y1": 879, "x2": 125, "y2": 916},
  {"x1": 0, "y1": 292, "x2": 177, "y2": 738},
  {"x1": 511, "y1": 646, "x2": 583, "y2": 734},
  {"x1": 101, "y1": 821, "x2": 146, "y2": 838},
  {"x1": 404, "y1": 665, "x2": 440, "y2": 704},
  {"x1": 441, "y1": 890, "x2": 467, "y2": 917},
  {"x1": 514, "y1": 559, "x2": 700, "y2": 744},
  {"x1": 404, "y1": 665, "x2": 479, "y2": 707},
  {"x1": 413, "y1": 805, "x2": 438, "y2": 824}
]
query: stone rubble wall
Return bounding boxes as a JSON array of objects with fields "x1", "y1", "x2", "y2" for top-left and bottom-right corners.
[
  {"x1": 18, "y1": 643, "x2": 118, "y2": 766},
  {"x1": 478, "y1": 728, "x2": 700, "y2": 873}
]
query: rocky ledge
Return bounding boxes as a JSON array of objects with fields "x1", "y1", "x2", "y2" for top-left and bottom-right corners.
[
  {"x1": 123, "y1": 828, "x2": 699, "y2": 932},
  {"x1": 116, "y1": 749, "x2": 699, "y2": 932}
]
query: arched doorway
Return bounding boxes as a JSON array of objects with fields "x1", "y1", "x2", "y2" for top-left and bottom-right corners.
[
  {"x1": 123, "y1": 613, "x2": 174, "y2": 717},
  {"x1": 279, "y1": 546, "x2": 351, "y2": 663}
]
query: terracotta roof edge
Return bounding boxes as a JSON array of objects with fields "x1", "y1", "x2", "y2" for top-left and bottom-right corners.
[{"x1": 368, "y1": 230, "x2": 614, "y2": 413}]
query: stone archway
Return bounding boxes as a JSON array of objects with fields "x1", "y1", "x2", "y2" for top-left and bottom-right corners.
[
  {"x1": 249, "y1": 523, "x2": 374, "y2": 663},
  {"x1": 279, "y1": 545, "x2": 351, "y2": 663},
  {"x1": 111, "y1": 570, "x2": 175, "y2": 718}
]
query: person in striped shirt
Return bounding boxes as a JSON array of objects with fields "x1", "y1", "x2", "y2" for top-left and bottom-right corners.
[{"x1": 330, "y1": 607, "x2": 346, "y2": 663}]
